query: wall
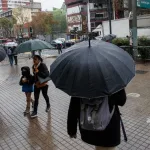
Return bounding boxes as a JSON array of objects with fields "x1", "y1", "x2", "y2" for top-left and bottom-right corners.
[
  {"x1": 67, "y1": 5, "x2": 82, "y2": 15},
  {"x1": 67, "y1": 5, "x2": 83, "y2": 31},
  {"x1": 102, "y1": 18, "x2": 129, "y2": 37},
  {"x1": 102, "y1": 16, "x2": 150, "y2": 37}
]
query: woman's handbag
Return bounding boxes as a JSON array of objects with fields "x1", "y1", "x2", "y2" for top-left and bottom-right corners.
[{"x1": 38, "y1": 76, "x2": 51, "y2": 84}]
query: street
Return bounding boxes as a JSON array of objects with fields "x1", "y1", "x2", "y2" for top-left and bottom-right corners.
[{"x1": 0, "y1": 56, "x2": 150, "y2": 150}]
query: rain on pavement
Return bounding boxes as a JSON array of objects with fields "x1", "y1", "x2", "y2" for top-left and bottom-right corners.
[{"x1": 1, "y1": 51, "x2": 150, "y2": 150}]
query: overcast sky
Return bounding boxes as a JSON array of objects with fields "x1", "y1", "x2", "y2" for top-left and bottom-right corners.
[{"x1": 34, "y1": 0, "x2": 64, "y2": 11}]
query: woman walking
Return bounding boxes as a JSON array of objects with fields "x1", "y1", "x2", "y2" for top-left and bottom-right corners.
[
  {"x1": 67, "y1": 89, "x2": 126, "y2": 150},
  {"x1": 31, "y1": 55, "x2": 50, "y2": 118}
]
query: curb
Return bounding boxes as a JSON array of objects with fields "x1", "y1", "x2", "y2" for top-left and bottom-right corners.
[{"x1": 43, "y1": 55, "x2": 58, "y2": 59}]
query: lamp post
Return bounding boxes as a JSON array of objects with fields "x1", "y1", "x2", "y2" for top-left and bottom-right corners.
[
  {"x1": 107, "y1": 0, "x2": 112, "y2": 34},
  {"x1": 132, "y1": 0, "x2": 138, "y2": 59}
]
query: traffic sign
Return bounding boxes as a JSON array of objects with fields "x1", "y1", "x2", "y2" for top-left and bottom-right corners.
[{"x1": 137, "y1": 0, "x2": 150, "y2": 9}]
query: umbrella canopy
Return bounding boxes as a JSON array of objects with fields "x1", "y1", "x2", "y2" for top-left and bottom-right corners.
[
  {"x1": 50, "y1": 40, "x2": 135, "y2": 98},
  {"x1": 0, "y1": 46, "x2": 6, "y2": 62},
  {"x1": 5, "y1": 42, "x2": 18, "y2": 47},
  {"x1": 15, "y1": 39, "x2": 54, "y2": 53},
  {"x1": 102, "y1": 34, "x2": 116, "y2": 42}
]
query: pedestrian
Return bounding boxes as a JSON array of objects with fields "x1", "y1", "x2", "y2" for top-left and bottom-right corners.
[
  {"x1": 12, "y1": 46, "x2": 18, "y2": 65},
  {"x1": 31, "y1": 51, "x2": 35, "y2": 58},
  {"x1": 31, "y1": 55, "x2": 50, "y2": 118},
  {"x1": 57, "y1": 43, "x2": 62, "y2": 54},
  {"x1": 6, "y1": 47, "x2": 13, "y2": 66},
  {"x1": 19, "y1": 66, "x2": 34, "y2": 115},
  {"x1": 67, "y1": 89, "x2": 127, "y2": 150}
]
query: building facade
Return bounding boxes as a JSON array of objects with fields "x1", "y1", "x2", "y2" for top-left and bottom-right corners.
[
  {"x1": 0, "y1": 0, "x2": 32, "y2": 12},
  {"x1": 65, "y1": 0, "x2": 114, "y2": 35},
  {"x1": 65, "y1": 0, "x2": 87, "y2": 33},
  {"x1": 0, "y1": 2, "x2": 41, "y2": 38}
]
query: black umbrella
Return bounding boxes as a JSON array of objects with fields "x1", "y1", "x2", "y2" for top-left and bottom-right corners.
[
  {"x1": 50, "y1": 40, "x2": 135, "y2": 98},
  {"x1": 0, "y1": 46, "x2": 6, "y2": 62},
  {"x1": 101, "y1": 34, "x2": 116, "y2": 42}
]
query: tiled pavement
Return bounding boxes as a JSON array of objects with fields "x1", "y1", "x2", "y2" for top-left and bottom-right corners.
[{"x1": 1, "y1": 57, "x2": 150, "y2": 150}]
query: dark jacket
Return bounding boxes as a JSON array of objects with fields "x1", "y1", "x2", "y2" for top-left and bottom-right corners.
[
  {"x1": 67, "y1": 89, "x2": 126, "y2": 147},
  {"x1": 19, "y1": 66, "x2": 34, "y2": 85},
  {"x1": 32, "y1": 63, "x2": 49, "y2": 83}
]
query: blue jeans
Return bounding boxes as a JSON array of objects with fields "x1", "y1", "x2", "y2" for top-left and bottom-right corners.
[{"x1": 8, "y1": 55, "x2": 13, "y2": 66}]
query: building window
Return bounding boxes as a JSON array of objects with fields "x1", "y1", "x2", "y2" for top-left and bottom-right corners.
[
  {"x1": 94, "y1": 3, "x2": 103, "y2": 8},
  {"x1": 90, "y1": 13, "x2": 95, "y2": 19},
  {"x1": 95, "y1": 13, "x2": 104, "y2": 18},
  {"x1": 91, "y1": 22, "x2": 95, "y2": 28}
]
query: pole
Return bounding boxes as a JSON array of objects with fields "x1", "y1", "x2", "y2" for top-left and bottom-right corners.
[
  {"x1": 132, "y1": 0, "x2": 138, "y2": 59},
  {"x1": 108, "y1": 0, "x2": 112, "y2": 34},
  {"x1": 87, "y1": 0, "x2": 91, "y2": 33}
]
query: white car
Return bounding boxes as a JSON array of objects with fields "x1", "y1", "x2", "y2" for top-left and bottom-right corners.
[{"x1": 56, "y1": 38, "x2": 65, "y2": 42}]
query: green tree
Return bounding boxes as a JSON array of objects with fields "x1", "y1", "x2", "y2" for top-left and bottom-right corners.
[
  {"x1": 13, "y1": 6, "x2": 31, "y2": 38},
  {"x1": 52, "y1": 8, "x2": 67, "y2": 34},
  {"x1": 31, "y1": 12, "x2": 57, "y2": 37},
  {"x1": 0, "y1": 17, "x2": 15, "y2": 38}
]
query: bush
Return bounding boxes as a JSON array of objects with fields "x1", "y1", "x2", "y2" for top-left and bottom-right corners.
[
  {"x1": 112, "y1": 38, "x2": 129, "y2": 46},
  {"x1": 112, "y1": 37, "x2": 150, "y2": 60},
  {"x1": 138, "y1": 37, "x2": 150, "y2": 60}
]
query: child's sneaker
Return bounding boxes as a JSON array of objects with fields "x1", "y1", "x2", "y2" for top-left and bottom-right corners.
[
  {"x1": 45, "y1": 105, "x2": 50, "y2": 112},
  {"x1": 24, "y1": 107, "x2": 30, "y2": 115}
]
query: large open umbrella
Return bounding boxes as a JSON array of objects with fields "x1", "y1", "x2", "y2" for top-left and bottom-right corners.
[
  {"x1": 15, "y1": 39, "x2": 54, "y2": 53},
  {"x1": 50, "y1": 40, "x2": 135, "y2": 98},
  {"x1": 101, "y1": 34, "x2": 116, "y2": 42},
  {"x1": 0, "y1": 46, "x2": 6, "y2": 62}
]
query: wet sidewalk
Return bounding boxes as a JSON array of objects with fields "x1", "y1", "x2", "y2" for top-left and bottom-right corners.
[{"x1": 0, "y1": 58, "x2": 150, "y2": 150}]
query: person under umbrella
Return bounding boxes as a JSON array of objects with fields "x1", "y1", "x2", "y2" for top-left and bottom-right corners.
[
  {"x1": 7, "y1": 47, "x2": 13, "y2": 66},
  {"x1": 57, "y1": 43, "x2": 62, "y2": 54},
  {"x1": 50, "y1": 40, "x2": 135, "y2": 150},
  {"x1": 68, "y1": 90, "x2": 126, "y2": 150},
  {"x1": 12, "y1": 46, "x2": 18, "y2": 65},
  {"x1": 0, "y1": 46, "x2": 6, "y2": 62}
]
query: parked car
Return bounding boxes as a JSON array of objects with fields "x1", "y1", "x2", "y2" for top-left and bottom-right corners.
[
  {"x1": 56, "y1": 38, "x2": 65, "y2": 42},
  {"x1": 66, "y1": 40, "x2": 75, "y2": 47},
  {"x1": 51, "y1": 40, "x2": 63, "y2": 49}
]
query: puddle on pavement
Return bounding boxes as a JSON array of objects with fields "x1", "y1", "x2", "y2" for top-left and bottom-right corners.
[
  {"x1": 127, "y1": 93, "x2": 140, "y2": 98},
  {"x1": 146, "y1": 117, "x2": 150, "y2": 123}
]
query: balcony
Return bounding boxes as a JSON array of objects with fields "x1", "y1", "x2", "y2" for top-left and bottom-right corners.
[
  {"x1": 65, "y1": 0, "x2": 84, "y2": 5},
  {"x1": 90, "y1": 17, "x2": 108, "y2": 22}
]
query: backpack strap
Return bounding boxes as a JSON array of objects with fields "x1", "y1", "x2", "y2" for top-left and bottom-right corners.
[
  {"x1": 117, "y1": 106, "x2": 127, "y2": 142},
  {"x1": 80, "y1": 99, "x2": 86, "y2": 125}
]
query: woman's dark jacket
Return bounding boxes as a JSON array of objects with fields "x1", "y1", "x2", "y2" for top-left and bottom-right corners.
[
  {"x1": 32, "y1": 63, "x2": 49, "y2": 83},
  {"x1": 67, "y1": 89, "x2": 126, "y2": 147}
]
